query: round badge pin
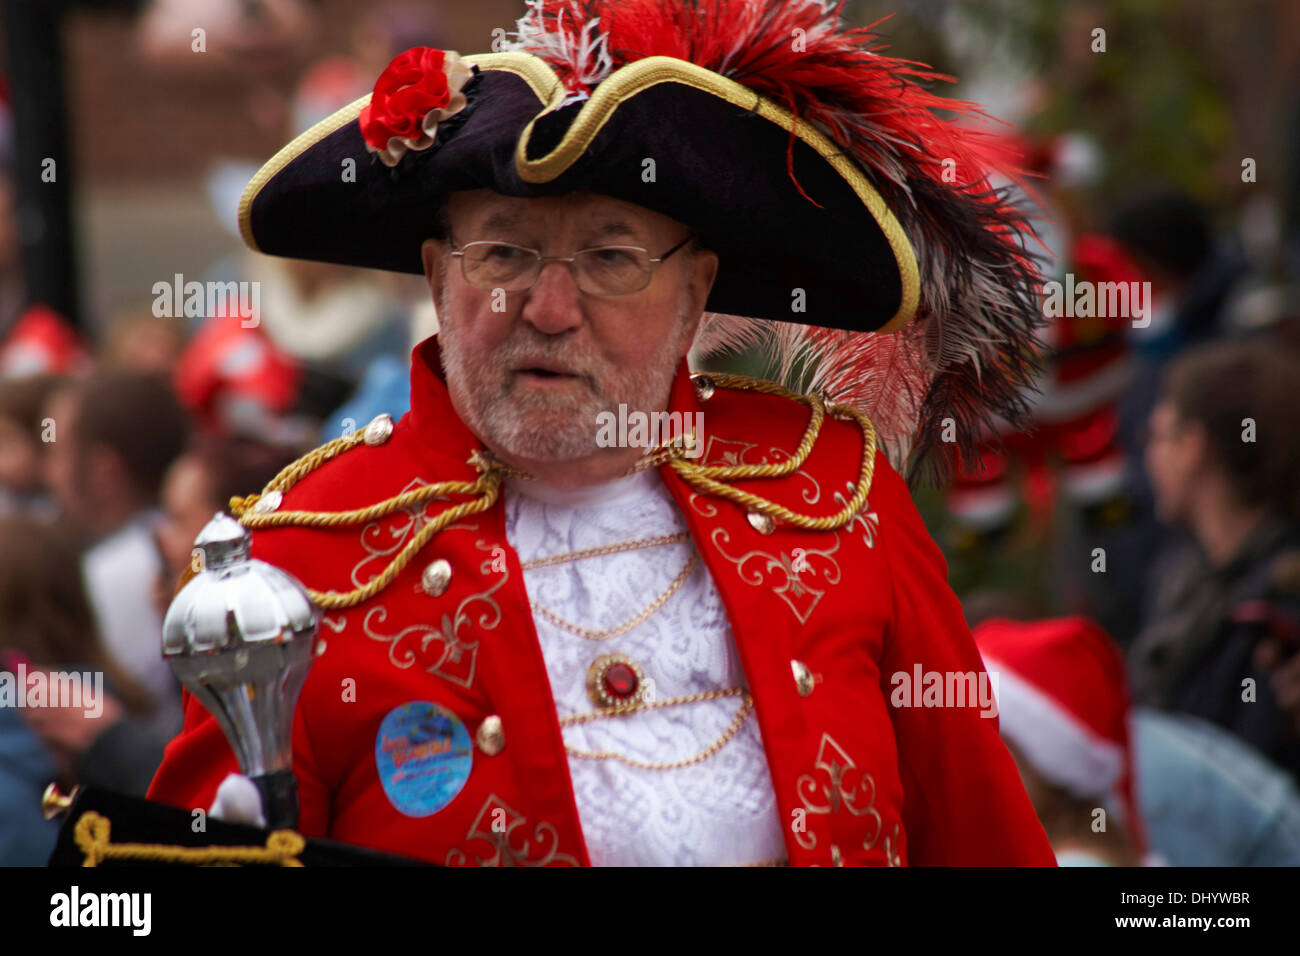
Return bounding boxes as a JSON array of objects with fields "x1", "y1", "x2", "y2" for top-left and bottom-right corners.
[{"x1": 375, "y1": 701, "x2": 473, "y2": 817}]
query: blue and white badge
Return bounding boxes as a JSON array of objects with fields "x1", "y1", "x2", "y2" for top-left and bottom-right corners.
[{"x1": 375, "y1": 701, "x2": 473, "y2": 817}]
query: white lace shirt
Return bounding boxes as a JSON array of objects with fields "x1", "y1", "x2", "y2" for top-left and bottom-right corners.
[{"x1": 502, "y1": 468, "x2": 787, "y2": 866}]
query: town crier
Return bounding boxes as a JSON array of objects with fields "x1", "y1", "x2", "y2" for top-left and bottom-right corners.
[{"x1": 149, "y1": 0, "x2": 1056, "y2": 866}]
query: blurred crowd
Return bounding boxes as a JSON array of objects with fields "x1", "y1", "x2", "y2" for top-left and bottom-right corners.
[
  {"x1": 942, "y1": 146, "x2": 1300, "y2": 864},
  {"x1": 1, "y1": 0, "x2": 1299, "y2": 867},
  {"x1": 0, "y1": 0, "x2": 439, "y2": 864}
]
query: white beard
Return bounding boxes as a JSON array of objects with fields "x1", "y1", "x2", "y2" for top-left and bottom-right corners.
[{"x1": 436, "y1": 273, "x2": 695, "y2": 463}]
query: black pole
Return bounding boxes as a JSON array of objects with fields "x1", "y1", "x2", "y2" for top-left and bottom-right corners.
[
  {"x1": 1, "y1": 0, "x2": 81, "y2": 332},
  {"x1": 251, "y1": 770, "x2": 299, "y2": 831}
]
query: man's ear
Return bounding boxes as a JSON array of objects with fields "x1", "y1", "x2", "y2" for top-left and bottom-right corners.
[
  {"x1": 420, "y1": 238, "x2": 447, "y2": 297},
  {"x1": 689, "y1": 248, "x2": 719, "y2": 316},
  {"x1": 681, "y1": 247, "x2": 720, "y2": 348}
]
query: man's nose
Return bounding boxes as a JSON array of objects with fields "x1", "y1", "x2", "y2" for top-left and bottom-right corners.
[{"x1": 519, "y1": 259, "x2": 584, "y2": 335}]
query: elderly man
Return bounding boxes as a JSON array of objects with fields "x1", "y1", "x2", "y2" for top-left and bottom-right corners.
[{"x1": 149, "y1": 0, "x2": 1054, "y2": 866}]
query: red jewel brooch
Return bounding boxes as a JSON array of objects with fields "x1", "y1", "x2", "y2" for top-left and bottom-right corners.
[{"x1": 586, "y1": 654, "x2": 649, "y2": 709}]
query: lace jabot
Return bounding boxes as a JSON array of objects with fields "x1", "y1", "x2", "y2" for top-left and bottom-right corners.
[{"x1": 502, "y1": 469, "x2": 786, "y2": 866}]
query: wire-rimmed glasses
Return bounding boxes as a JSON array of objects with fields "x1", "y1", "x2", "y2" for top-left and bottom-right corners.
[{"x1": 449, "y1": 235, "x2": 695, "y2": 296}]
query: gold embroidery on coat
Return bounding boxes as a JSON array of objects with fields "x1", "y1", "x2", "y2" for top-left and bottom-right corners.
[
  {"x1": 362, "y1": 540, "x2": 507, "y2": 688},
  {"x1": 795, "y1": 733, "x2": 886, "y2": 862},
  {"x1": 445, "y1": 794, "x2": 579, "y2": 867},
  {"x1": 884, "y1": 824, "x2": 903, "y2": 866},
  {"x1": 688, "y1": 436, "x2": 822, "y2": 506},
  {"x1": 351, "y1": 477, "x2": 480, "y2": 589},
  {"x1": 832, "y1": 480, "x2": 880, "y2": 550},
  {"x1": 708, "y1": 527, "x2": 841, "y2": 624},
  {"x1": 689, "y1": 435, "x2": 844, "y2": 624}
]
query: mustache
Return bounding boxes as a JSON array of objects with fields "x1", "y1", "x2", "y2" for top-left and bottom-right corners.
[{"x1": 496, "y1": 332, "x2": 602, "y2": 389}]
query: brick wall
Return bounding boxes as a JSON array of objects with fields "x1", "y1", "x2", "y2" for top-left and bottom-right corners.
[{"x1": 62, "y1": 0, "x2": 526, "y2": 185}]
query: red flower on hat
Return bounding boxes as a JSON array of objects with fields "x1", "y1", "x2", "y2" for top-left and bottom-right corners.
[{"x1": 359, "y1": 47, "x2": 471, "y2": 167}]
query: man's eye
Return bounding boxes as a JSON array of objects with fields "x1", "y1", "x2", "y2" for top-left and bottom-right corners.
[
  {"x1": 591, "y1": 248, "x2": 635, "y2": 265},
  {"x1": 485, "y1": 245, "x2": 527, "y2": 261}
]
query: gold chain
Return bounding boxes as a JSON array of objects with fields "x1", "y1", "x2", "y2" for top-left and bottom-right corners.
[
  {"x1": 529, "y1": 552, "x2": 700, "y2": 641},
  {"x1": 562, "y1": 692, "x2": 754, "y2": 770},
  {"x1": 558, "y1": 686, "x2": 746, "y2": 726},
  {"x1": 520, "y1": 531, "x2": 691, "y2": 570}
]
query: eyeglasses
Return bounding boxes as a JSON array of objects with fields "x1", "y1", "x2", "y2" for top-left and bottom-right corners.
[{"x1": 448, "y1": 235, "x2": 694, "y2": 296}]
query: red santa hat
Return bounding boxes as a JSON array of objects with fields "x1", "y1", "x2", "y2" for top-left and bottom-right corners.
[
  {"x1": 973, "y1": 616, "x2": 1148, "y2": 858},
  {"x1": 0, "y1": 304, "x2": 89, "y2": 379}
]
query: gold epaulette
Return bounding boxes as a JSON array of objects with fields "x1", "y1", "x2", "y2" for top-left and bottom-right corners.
[{"x1": 227, "y1": 373, "x2": 876, "y2": 610}]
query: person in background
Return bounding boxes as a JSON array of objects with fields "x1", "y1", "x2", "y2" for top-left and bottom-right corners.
[
  {"x1": 0, "y1": 373, "x2": 62, "y2": 517},
  {"x1": 153, "y1": 434, "x2": 297, "y2": 615},
  {"x1": 1131, "y1": 341, "x2": 1300, "y2": 778},
  {"x1": 1102, "y1": 190, "x2": 1257, "y2": 651},
  {"x1": 42, "y1": 371, "x2": 191, "y2": 739},
  {"x1": 0, "y1": 515, "x2": 164, "y2": 866},
  {"x1": 1110, "y1": 189, "x2": 1249, "y2": 378},
  {"x1": 974, "y1": 616, "x2": 1148, "y2": 866},
  {"x1": 0, "y1": 170, "x2": 24, "y2": 337},
  {"x1": 101, "y1": 308, "x2": 185, "y2": 374},
  {"x1": 175, "y1": 6, "x2": 433, "y2": 452},
  {"x1": 971, "y1": 613, "x2": 1300, "y2": 866},
  {"x1": 1135, "y1": 708, "x2": 1300, "y2": 866}
]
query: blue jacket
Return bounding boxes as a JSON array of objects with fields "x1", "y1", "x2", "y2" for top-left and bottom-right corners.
[
  {"x1": 1136, "y1": 708, "x2": 1300, "y2": 866},
  {"x1": 0, "y1": 704, "x2": 59, "y2": 865}
]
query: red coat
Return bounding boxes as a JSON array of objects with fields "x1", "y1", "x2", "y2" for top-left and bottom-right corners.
[{"x1": 148, "y1": 337, "x2": 1055, "y2": 866}]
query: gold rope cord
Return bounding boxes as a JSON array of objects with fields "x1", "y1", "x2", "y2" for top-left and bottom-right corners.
[
  {"x1": 73, "y1": 812, "x2": 304, "y2": 867},
  {"x1": 683, "y1": 373, "x2": 877, "y2": 532},
  {"x1": 227, "y1": 374, "x2": 876, "y2": 609}
]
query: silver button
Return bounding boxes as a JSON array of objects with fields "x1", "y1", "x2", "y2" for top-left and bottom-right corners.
[
  {"x1": 252, "y1": 490, "x2": 283, "y2": 514},
  {"x1": 747, "y1": 510, "x2": 774, "y2": 535},
  {"x1": 792, "y1": 659, "x2": 814, "y2": 697},
  {"x1": 476, "y1": 715, "x2": 505, "y2": 756},
  {"x1": 693, "y1": 374, "x2": 715, "y2": 401},
  {"x1": 421, "y1": 558, "x2": 452, "y2": 597},
  {"x1": 363, "y1": 413, "x2": 395, "y2": 446}
]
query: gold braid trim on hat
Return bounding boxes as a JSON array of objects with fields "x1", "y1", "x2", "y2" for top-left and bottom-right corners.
[{"x1": 227, "y1": 373, "x2": 876, "y2": 610}]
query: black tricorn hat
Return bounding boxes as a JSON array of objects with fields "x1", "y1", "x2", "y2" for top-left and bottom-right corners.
[
  {"x1": 239, "y1": 0, "x2": 1044, "y2": 479},
  {"x1": 242, "y1": 50, "x2": 919, "y2": 333}
]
